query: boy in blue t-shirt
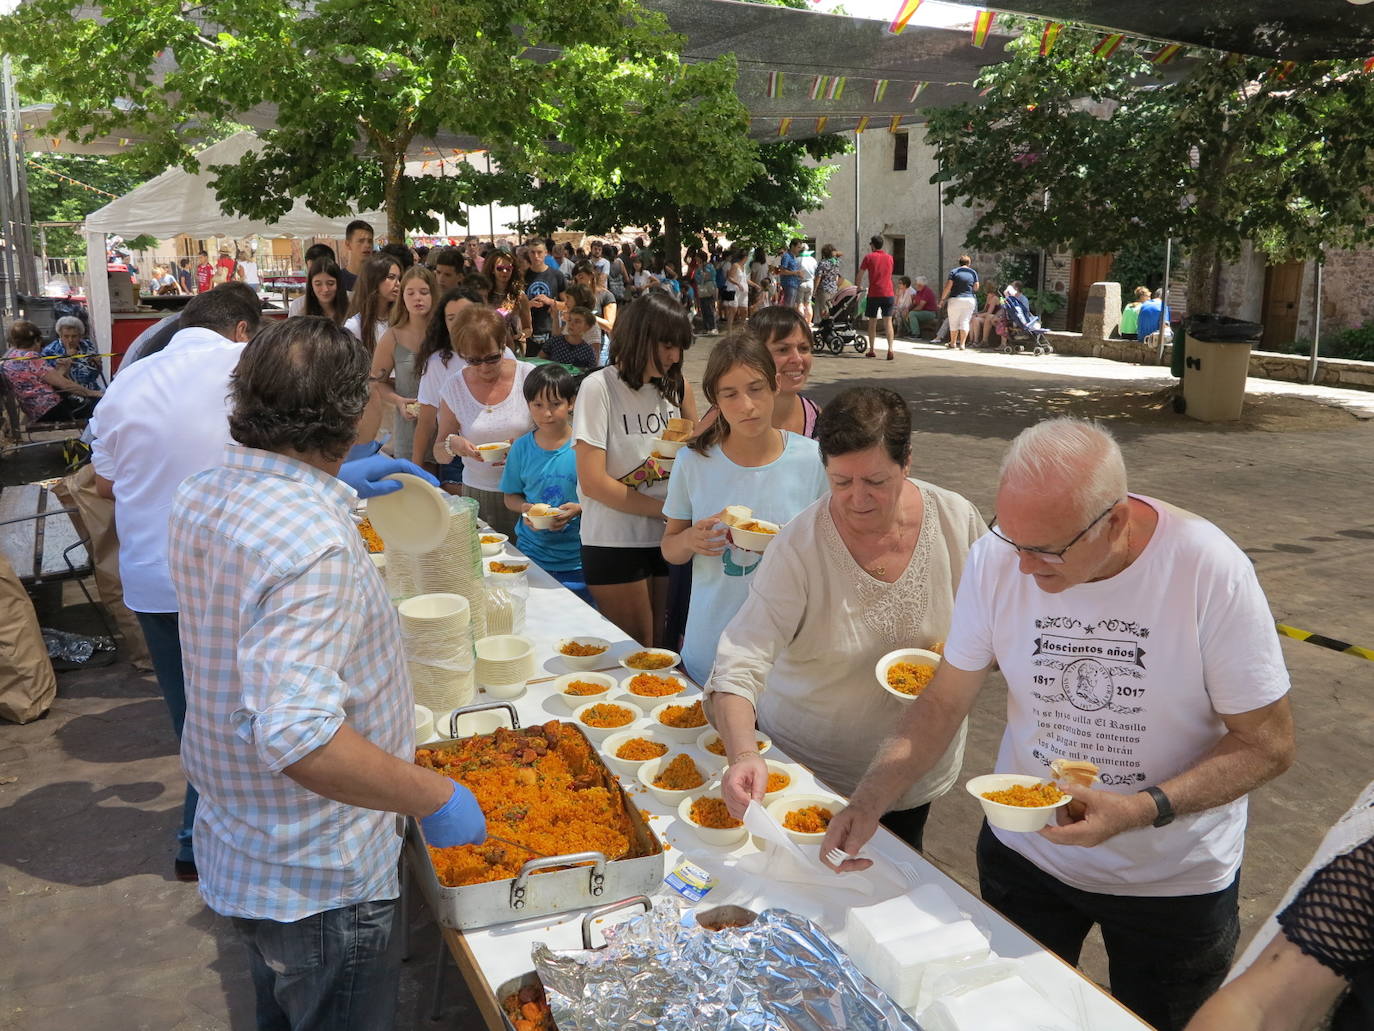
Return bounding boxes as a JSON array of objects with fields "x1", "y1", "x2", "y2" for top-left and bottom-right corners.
[
  {"x1": 499, "y1": 364, "x2": 591, "y2": 602},
  {"x1": 539, "y1": 307, "x2": 598, "y2": 371}
]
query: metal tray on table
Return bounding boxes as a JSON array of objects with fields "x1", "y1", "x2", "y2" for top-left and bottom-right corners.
[{"x1": 407, "y1": 704, "x2": 666, "y2": 931}]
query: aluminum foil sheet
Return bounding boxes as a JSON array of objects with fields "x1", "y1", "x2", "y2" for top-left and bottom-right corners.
[{"x1": 533, "y1": 901, "x2": 923, "y2": 1031}]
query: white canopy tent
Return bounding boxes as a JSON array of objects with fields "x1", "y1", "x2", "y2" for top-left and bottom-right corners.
[{"x1": 82, "y1": 131, "x2": 384, "y2": 359}]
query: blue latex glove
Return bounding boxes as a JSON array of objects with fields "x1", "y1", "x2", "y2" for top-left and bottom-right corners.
[
  {"x1": 338, "y1": 454, "x2": 439, "y2": 500},
  {"x1": 420, "y1": 781, "x2": 487, "y2": 847}
]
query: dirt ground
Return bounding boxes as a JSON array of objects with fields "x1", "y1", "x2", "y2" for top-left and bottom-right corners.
[{"x1": 2, "y1": 340, "x2": 1371, "y2": 1029}]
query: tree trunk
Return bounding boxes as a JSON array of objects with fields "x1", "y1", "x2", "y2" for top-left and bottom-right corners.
[
  {"x1": 382, "y1": 151, "x2": 405, "y2": 244},
  {"x1": 661, "y1": 207, "x2": 682, "y2": 272},
  {"x1": 1185, "y1": 239, "x2": 1220, "y2": 317}
]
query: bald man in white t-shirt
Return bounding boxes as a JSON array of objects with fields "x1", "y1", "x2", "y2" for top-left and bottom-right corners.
[{"x1": 823, "y1": 417, "x2": 1295, "y2": 1031}]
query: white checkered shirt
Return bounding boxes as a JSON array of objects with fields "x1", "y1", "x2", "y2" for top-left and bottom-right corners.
[{"x1": 169, "y1": 446, "x2": 411, "y2": 921}]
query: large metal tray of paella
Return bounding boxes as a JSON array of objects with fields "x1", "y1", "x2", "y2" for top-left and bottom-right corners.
[{"x1": 407, "y1": 714, "x2": 666, "y2": 931}]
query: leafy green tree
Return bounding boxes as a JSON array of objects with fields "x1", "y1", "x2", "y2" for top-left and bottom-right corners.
[
  {"x1": 23, "y1": 154, "x2": 155, "y2": 258},
  {"x1": 924, "y1": 26, "x2": 1374, "y2": 311},
  {"x1": 0, "y1": 0, "x2": 757, "y2": 240},
  {"x1": 518, "y1": 135, "x2": 850, "y2": 261}
]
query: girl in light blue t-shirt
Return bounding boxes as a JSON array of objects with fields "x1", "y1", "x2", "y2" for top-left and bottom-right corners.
[{"x1": 662, "y1": 333, "x2": 829, "y2": 683}]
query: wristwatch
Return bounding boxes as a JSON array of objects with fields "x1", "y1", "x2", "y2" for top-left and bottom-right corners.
[{"x1": 1142, "y1": 785, "x2": 1175, "y2": 828}]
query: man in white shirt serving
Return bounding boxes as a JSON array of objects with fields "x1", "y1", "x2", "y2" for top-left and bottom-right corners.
[{"x1": 822, "y1": 417, "x2": 1295, "y2": 1031}]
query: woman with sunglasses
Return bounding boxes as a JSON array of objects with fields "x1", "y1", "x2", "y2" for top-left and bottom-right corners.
[
  {"x1": 707, "y1": 386, "x2": 985, "y2": 853},
  {"x1": 484, "y1": 251, "x2": 531, "y2": 350},
  {"x1": 432, "y1": 305, "x2": 534, "y2": 536}
]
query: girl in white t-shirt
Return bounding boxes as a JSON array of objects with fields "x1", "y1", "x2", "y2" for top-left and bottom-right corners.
[
  {"x1": 434, "y1": 306, "x2": 534, "y2": 536},
  {"x1": 371, "y1": 265, "x2": 435, "y2": 464},
  {"x1": 573, "y1": 292, "x2": 698, "y2": 647},
  {"x1": 344, "y1": 254, "x2": 401, "y2": 352}
]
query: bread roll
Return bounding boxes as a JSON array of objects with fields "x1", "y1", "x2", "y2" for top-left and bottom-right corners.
[
  {"x1": 528, "y1": 503, "x2": 555, "y2": 517},
  {"x1": 721, "y1": 505, "x2": 751, "y2": 528},
  {"x1": 1050, "y1": 759, "x2": 1099, "y2": 789}
]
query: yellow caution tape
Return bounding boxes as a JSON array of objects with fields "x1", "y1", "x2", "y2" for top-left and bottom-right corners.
[{"x1": 1276, "y1": 623, "x2": 1374, "y2": 663}]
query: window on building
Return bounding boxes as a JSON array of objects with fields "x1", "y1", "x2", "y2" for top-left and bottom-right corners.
[
  {"x1": 893, "y1": 132, "x2": 909, "y2": 171},
  {"x1": 888, "y1": 236, "x2": 906, "y2": 276}
]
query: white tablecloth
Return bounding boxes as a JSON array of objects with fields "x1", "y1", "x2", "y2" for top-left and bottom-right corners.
[{"x1": 429, "y1": 549, "x2": 1152, "y2": 1030}]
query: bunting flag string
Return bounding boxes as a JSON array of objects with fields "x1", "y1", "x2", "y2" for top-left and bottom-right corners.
[
  {"x1": 1273, "y1": 60, "x2": 1296, "y2": 80},
  {"x1": 889, "y1": 114, "x2": 903, "y2": 133},
  {"x1": 1092, "y1": 33, "x2": 1125, "y2": 59},
  {"x1": 25, "y1": 158, "x2": 118, "y2": 198},
  {"x1": 777, "y1": 117, "x2": 792, "y2": 136},
  {"x1": 766, "y1": 71, "x2": 783, "y2": 98},
  {"x1": 855, "y1": 115, "x2": 871, "y2": 133},
  {"x1": 1365, "y1": 57, "x2": 1374, "y2": 73},
  {"x1": 1152, "y1": 43, "x2": 1183, "y2": 66},
  {"x1": 808, "y1": 74, "x2": 830, "y2": 100},
  {"x1": 970, "y1": 11, "x2": 995, "y2": 48},
  {"x1": 909, "y1": 82, "x2": 926, "y2": 103},
  {"x1": 1039, "y1": 22, "x2": 1062, "y2": 57},
  {"x1": 888, "y1": 0, "x2": 923, "y2": 35},
  {"x1": 815, "y1": 116, "x2": 828, "y2": 134},
  {"x1": 872, "y1": 79, "x2": 889, "y2": 103},
  {"x1": 827, "y1": 76, "x2": 846, "y2": 100}
]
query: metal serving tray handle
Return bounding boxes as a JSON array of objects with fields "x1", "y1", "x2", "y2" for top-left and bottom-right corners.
[
  {"x1": 579, "y1": 895, "x2": 652, "y2": 949},
  {"x1": 448, "y1": 700, "x2": 520, "y2": 738},
  {"x1": 510, "y1": 852, "x2": 608, "y2": 910}
]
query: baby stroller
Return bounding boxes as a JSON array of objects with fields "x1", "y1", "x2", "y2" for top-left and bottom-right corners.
[
  {"x1": 998, "y1": 289, "x2": 1053, "y2": 356},
  {"x1": 813, "y1": 285, "x2": 869, "y2": 356}
]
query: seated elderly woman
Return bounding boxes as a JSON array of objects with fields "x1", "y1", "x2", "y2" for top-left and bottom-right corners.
[
  {"x1": 967, "y1": 281, "x2": 1003, "y2": 348},
  {"x1": 707, "y1": 386, "x2": 987, "y2": 851},
  {"x1": 42, "y1": 316, "x2": 104, "y2": 392},
  {"x1": 2, "y1": 319, "x2": 102, "y2": 423}
]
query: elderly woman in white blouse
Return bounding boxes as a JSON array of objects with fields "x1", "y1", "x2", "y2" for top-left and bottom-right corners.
[{"x1": 709, "y1": 387, "x2": 987, "y2": 851}]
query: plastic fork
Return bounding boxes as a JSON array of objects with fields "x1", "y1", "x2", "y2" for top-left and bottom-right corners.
[{"x1": 823, "y1": 847, "x2": 859, "y2": 867}]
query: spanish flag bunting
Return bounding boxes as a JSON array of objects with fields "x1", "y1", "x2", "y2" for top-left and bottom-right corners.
[
  {"x1": 909, "y1": 82, "x2": 926, "y2": 103},
  {"x1": 809, "y1": 75, "x2": 830, "y2": 101},
  {"x1": 1152, "y1": 43, "x2": 1183, "y2": 66},
  {"x1": 815, "y1": 116, "x2": 828, "y2": 134},
  {"x1": 827, "y1": 76, "x2": 846, "y2": 100},
  {"x1": 1039, "y1": 22, "x2": 1062, "y2": 57},
  {"x1": 1363, "y1": 56, "x2": 1374, "y2": 73},
  {"x1": 970, "y1": 11, "x2": 995, "y2": 48},
  {"x1": 50, "y1": 138, "x2": 60, "y2": 149},
  {"x1": 872, "y1": 79, "x2": 889, "y2": 102},
  {"x1": 888, "y1": 0, "x2": 923, "y2": 35},
  {"x1": 766, "y1": 71, "x2": 783, "y2": 98},
  {"x1": 889, "y1": 114, "x2": 903, "y2": 132},
  {"x1": 422, "y1": 161, "x2": 431, "y2": 170},
  {"x1": 1273, "y1": 60, "x2": 1296, "y2": 80},
  {"x1": 1092, "y1": 33, "x2": 1124, "y2": 59},
  {"x1": 855, "y1": 115, "x2": 871, "y2": 133},
  {"x1": 778, "y1": 117, "x2": 792, "y2": 136}
]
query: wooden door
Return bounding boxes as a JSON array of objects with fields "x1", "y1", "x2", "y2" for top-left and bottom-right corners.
[
  {"x1": 1068, "y1": 253, "x2": 1114, "y2": 331},
  {"x1": 1261, "y1": 261, "x2": 1304, "y2": 350}
]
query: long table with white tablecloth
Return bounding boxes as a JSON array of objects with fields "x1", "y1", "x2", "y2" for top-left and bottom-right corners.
[{"x1": 415, "y1": 553, "x2": 1152, "y2": 1031}]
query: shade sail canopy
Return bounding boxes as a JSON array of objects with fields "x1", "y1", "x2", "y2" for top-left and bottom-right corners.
[
  {"x1": 83, "y1": 131, "x2": 384, "y2": 238},
  {"x1": 933, "y1": 0, "x2": 1374, "y2": 62}
]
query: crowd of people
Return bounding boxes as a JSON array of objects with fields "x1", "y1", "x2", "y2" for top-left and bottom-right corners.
[{"x1": 12, "y1": 217, "x2": 1359, "y2": 1031}]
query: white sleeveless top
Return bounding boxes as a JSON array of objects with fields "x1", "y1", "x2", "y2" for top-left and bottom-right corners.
[{"x1": 438, "y1": 360, "x2": 535, "y2": 492}]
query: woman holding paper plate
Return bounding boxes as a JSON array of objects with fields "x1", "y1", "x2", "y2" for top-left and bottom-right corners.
[{"x1": 707, "y1": 387, "x2": 986, "y2": 851}]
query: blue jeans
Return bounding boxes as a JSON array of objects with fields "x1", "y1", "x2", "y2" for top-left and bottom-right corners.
[
  {"x1": 232, "y1": 899, "x2": 400, "y2": 1031},
  {"x1": 976, "y1": 823, "x2": 1239, "y2": 1031},
  {"x1": 136, "y1": 610, "x2": 197, "y2": 865},
  {"x1": 698, "y1": 296, "x2": 716, "y2": 332},
  {"x1": 780, "y1": 281, "x2": 799, "y2": 306}
]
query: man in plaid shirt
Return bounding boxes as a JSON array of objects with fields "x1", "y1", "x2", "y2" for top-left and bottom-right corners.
[{"x1": 169, "y1": 317, "x2": 485, "y2": 1030}]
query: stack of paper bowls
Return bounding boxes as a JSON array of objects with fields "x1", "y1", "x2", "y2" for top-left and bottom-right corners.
[
  {"x1": 474, "y1": 634, "x2": 535, "y2": 698},
  {"x1": 384, "y1": 496, "x2": 488, "y2": 641},
  {"x1": 397, "y1": 593, "x2": 476, "y2": 713}
]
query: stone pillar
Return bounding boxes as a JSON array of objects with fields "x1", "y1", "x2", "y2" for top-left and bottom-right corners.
[{"x1": 1081, "y1": 281, "x2": 1121, "y2": 343}]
